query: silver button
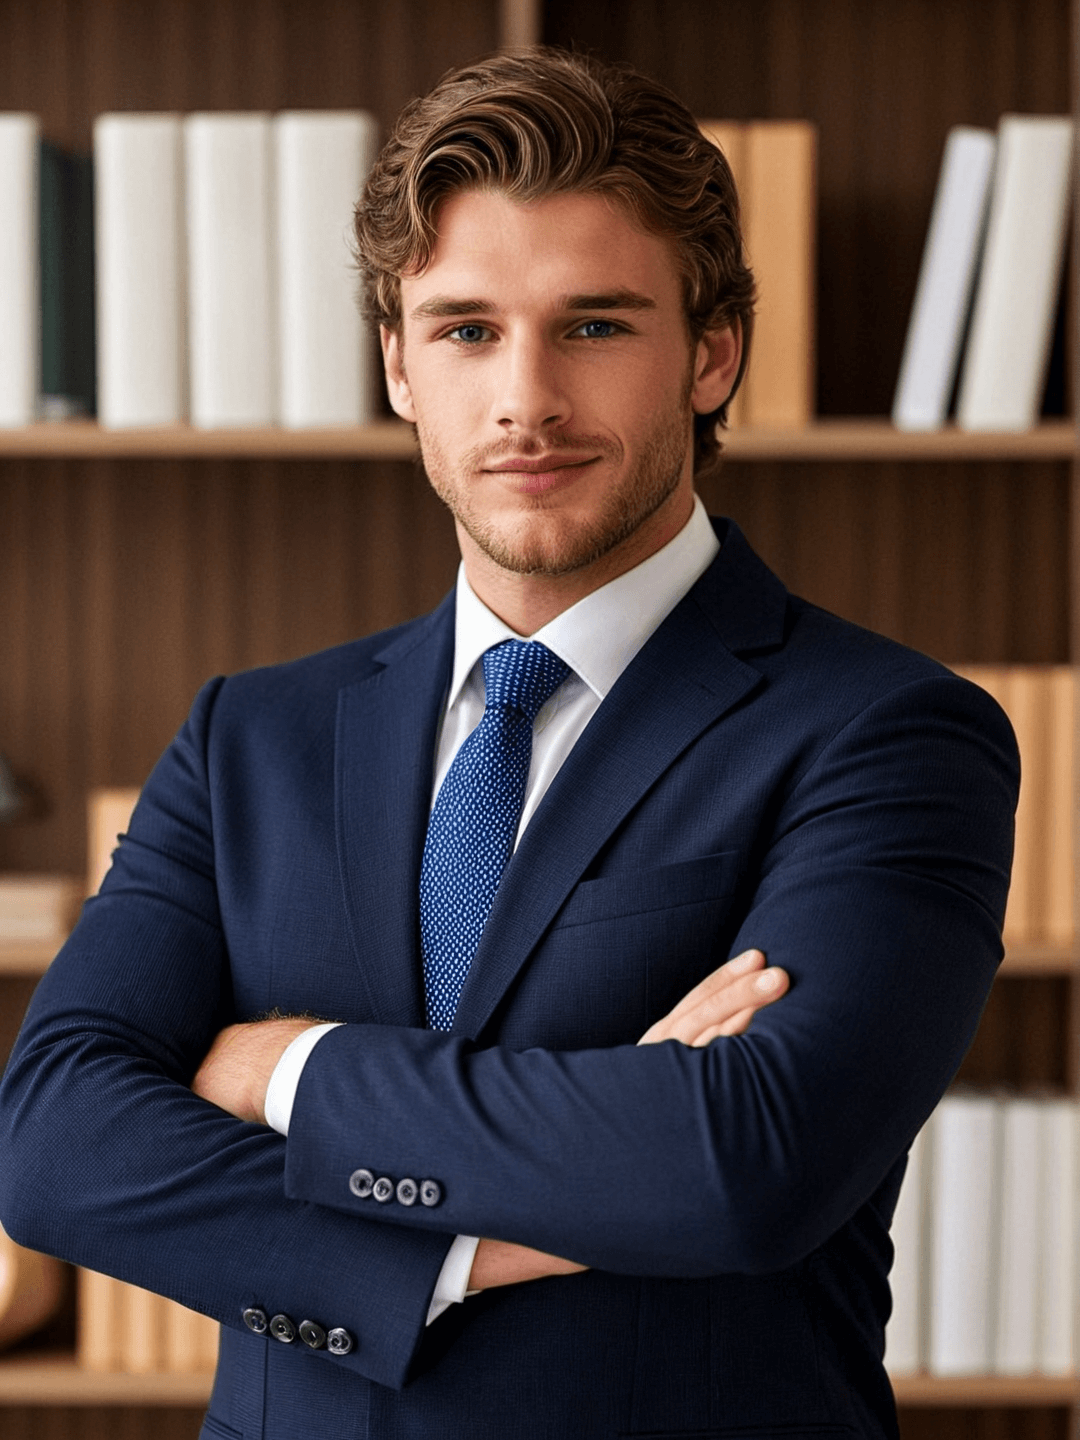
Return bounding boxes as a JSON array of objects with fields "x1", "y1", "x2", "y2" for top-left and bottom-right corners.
[
  {"x1": 372, "y1": 1176, "x2": 394, "y2": 1203},
  {"x1": 299, "y1": 1319, "x2": 327, "y2": 1350},
  {"x1": 396, "y1": 1177, "x2": 418, "y2": 1206},
  {"x1": 327, "y1": 1326, "x2": 355, "y2": 1355},
  {"x1": 349, "y1": 1168, "x2": 374, "y2": 1199},
  {"x1": 269, "y1": 1313, "x2": 297, "y2": 1343},
  {"x1": 241, "y1": 1306, "x2": 268, "y2": 1334},
  {"x1": 419, "y1": 1179, "x2": 443, "y2": 1207}
]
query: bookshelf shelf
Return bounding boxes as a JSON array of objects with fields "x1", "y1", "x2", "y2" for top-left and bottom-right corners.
[
  {"x1": 0, "y1": 418, "x2": 1073, "y2": 463},
  {"x1": 890, "y1": 1373, "x2": 1079, "y2": 1406},
  {"x1": 0, "y1": 940, "x2": 64, "y2": 976},
  {"x1": 0, "y1": 1355, "x2": 212, "y2": 1406}
]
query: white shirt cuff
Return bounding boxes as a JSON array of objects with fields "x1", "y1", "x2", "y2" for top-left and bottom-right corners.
[
  {"x1": 426, "y1": 1234, "x2": 480, "y2": 1325},
  {"x1": 263, "y1": 1022, "x2": 343, "y2": 1135}
]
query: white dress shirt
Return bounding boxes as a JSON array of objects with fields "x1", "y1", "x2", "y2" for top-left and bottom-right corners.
[{"x1": 264, "y1": 494, "x2": 720, "y2": 1322}]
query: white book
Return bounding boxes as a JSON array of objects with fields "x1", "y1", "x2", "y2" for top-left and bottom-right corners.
[
  {"x1": 94, "y1": 114, "x2": 186, "y2": 428},
  {"x1": 956, "y1": 116, "x2": 1073, "y2": 431},
  {"x1": 1038, "y1": 1099, "x2": 1076, "y2": 1374},
  {"x1": 273, "y1": 111, "x2": 378, "y2": 428},
  {"x1": 184, "y1": 113, "x2": 274, "y2": 428},
  {"x1": 892, "y1": 127, "x2": 995, "y2": 431},
  {"x1": 0, "y1": 115, "x2": 40, "y2": 427},
  {"x1": 885, "y1": 1122, "x2": 930, "y2": 1373},
  {"x1": 928, "y1": 1093, "x2": 1000, "y2": 1374},
  {"x1": 994, "y1": 1097, "x2": 1041, "y2": 1373}
]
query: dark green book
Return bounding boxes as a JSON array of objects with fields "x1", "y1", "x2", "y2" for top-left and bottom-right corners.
[{"x1": 39, "y1": 140, "x2": 96, "y2": 418}]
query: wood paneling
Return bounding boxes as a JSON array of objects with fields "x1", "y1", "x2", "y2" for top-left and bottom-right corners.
[
  {"x1": 543, "y1": 0, "x2": 1073, "y2": 419},
  {"x1": 898, "y1": 1407, "x2": 1071, "y2": 1440},
  {"x1": 0, "y1": 460, "x2": 459, "y2": 876},
  {"x1": 0, "y1": 0, "x2": 500, "y2": 150},
  {"x1": 699, "y1": 460, "x2": 1071, "y2": 663},
  {"x1": 0, "y1": 1408, "x2": 203, "y2": 1439}
]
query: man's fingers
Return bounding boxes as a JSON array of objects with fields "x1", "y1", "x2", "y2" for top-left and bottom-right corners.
[
  {"x1": 637, "y1": 949, "x2": 766, "y2": 1044},
  {"x1": 638, "y1": 954, "x2": 788, "y2": 1046}
]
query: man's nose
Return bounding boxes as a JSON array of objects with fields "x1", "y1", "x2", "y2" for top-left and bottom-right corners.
[{"x1": 491, "y1": 336, "x2": 572, "y2": 433}]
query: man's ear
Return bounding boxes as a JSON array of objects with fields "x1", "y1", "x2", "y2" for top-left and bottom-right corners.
[
  {"x1": 381, "y1": 325, "x2": 417, "y2": 423},
  {"x1": 690, "y1": 320, "x2": 743, "y2": 415}
]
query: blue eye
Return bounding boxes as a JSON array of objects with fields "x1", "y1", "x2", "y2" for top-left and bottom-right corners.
[
  {"x1": 576, "y1": 319, "x2": 618, "y2": 339},
  {"x1": 449, "y1": 324, "x2": 489, "y2": 343}
]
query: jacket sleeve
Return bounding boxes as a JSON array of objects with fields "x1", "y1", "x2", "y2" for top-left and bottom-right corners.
[
  {"x1": 280, "y1": 674, "x2": 1019, "y2": 1276},
  {"x1": 0, "y1": 677, "x2": 453, "y2": 1391}
]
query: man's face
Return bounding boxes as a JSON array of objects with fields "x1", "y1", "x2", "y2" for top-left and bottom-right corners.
[{"x1": 382, "y1": 188, "x2": 737, "y2": 585}]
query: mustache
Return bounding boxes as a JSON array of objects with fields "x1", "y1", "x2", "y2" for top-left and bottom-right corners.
[{"x1": 466, "y1": 434, "x2": 621, "y2": 466}]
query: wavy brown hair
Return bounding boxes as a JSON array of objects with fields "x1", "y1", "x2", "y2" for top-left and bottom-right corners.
[{"x1": 354, "y1": 46, "x2": 755, "y2": 474}]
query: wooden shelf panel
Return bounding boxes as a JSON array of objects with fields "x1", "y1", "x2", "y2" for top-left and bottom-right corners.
[
  {"x1": 0, "y1": 419, "x2": 1073, "y2": 462},
  {"x1": 891, "y1": 1372, "x2": 1078, "y2": 1406},
  {"x1": 1001, "y1": 945, "x2": 1077, "y2": 975},
  {"x1": 0, "y1": 1356, "x2": 212, "y2": 1406},
  {"x1": 0, "y1": 940, "x2": 63, "y2": 976}
]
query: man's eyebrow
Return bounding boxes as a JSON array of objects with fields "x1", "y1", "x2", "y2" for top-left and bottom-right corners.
[
  {"x1": 409, "y1": 290, "x2": 658, "y2": 321},
  {"x1": 410, "y1": 297, "x2": 495, "y2": 320}
]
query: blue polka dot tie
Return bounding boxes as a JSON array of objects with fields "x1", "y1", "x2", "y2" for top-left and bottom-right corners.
[{"x1": 421, "y1": 640, "x2": 571, "y2": 1031}]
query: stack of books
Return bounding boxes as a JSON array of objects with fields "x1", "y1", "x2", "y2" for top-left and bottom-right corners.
[
  {"x1": 0, "y1": 110, "x2": 378, "y2": 430},
  {"x1": 893, "y1": 116, "x2": 1073, "y2": 433},
  {"x1": 0, "y1": 874, "x2": 83, "y2": 966},
  {"x1": 887, "y1": 1092, "x2": 1076, "y2": 1376}
]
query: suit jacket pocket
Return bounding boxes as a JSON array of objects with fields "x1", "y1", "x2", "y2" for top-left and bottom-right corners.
[{"x1": 555, "y1": 851, "x2": 738, "y2": 929}]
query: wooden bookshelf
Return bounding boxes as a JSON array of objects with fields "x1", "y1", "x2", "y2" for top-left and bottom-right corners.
[
  {"x1": 0, "y1": 418, "x2": 1073, "y2": 462},
  {"x1": 891, "y1": 1373, "x2": 1079, "y2": 1407},
  {"x1": 0, "y1": 1355, "x2": 212, "y2": 1406}
]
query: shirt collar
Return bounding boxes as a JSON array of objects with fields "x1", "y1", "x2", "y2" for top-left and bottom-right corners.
[{"x1": 447, "y1": 494, "x2": 720, "y2": 707}]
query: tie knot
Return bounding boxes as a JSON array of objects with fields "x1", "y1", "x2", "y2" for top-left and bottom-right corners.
[{"x1": 481, "y1": 641, "x2": 570, "y2": 723}]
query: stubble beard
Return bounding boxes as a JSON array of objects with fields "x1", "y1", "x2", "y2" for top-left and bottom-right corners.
[{"x1": 416, "y1": 390, "x2": 695, "y2": 579}]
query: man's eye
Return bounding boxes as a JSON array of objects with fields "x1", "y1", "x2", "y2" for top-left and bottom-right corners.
[
  {"x1": 448, "y1": 324, "x2": 490, "y2": 344},
  {"x1": 574, "y1": 319, "x2": 619, "y2": 339}
]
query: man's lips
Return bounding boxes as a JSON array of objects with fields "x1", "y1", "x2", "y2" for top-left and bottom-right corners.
[{"x1": 482, "y1": 455, "x2": 601, "y2": 494}]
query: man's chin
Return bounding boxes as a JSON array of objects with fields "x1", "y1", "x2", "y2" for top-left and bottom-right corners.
[{"x1": 461, "y1": 513, "x2": 631, "y2": 578}]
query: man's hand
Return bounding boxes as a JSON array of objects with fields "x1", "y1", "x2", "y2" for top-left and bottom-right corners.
[
  {"x1": 191, "y1": 1017, "x2": 324, "y2": 1125},
  {"x1": 468, "y1": 949, "x2": 788, "y2": 1291},
  {"x1": 638, "y1": 947, "x2": 788, "y2": 1047}
]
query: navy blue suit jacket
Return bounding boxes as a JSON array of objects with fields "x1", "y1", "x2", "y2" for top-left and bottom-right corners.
[{"x1": 0, "y1": 519, "x2": 1018, "y2": 1440}]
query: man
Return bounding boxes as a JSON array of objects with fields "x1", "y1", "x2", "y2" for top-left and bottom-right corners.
[{"x1": 0, "y1": 47, "x2": 1016, "y2": 1440}]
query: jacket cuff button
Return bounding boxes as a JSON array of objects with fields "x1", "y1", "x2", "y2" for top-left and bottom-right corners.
[
  {"x1": 372, "y1": 1176, "x2": 394, "y2": 1202},
  {"x1": 327, "y1": 1327, "x2": 355, "y2": 1356},
  {"x1": 349, "y1": 1168, "x2": 374, "y2": 1199},
  {"x1": 419, "y1": 1179, "x2": 443, "y2": 1207},
  {"x1": 241, "y1": 1307, "x2": 268, "y2": 1334},
  {"x1": 396, "y1": 1177, "x2": 418, "y2": 1206},
  {"x1": 299, "y1": 1319, "x2": 327, "y2": 1350},
  {"x1": 269, "y1": 1314, "x2": 297, "y2": 1343}
]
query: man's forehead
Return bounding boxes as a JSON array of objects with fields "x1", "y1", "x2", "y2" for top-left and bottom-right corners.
[{"x1": 400, "y1": 189, "x2": 682, "y2": 314}]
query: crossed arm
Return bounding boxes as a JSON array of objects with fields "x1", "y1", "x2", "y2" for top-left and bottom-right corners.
[{"x1": 192, "y1": 947, "x2": 789, "y2": 1290}]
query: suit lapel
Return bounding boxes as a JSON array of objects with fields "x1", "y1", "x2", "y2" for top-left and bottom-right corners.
[
  {"x1": 335, "y1": 597, "x2": 455, "y2": 1027},
  {"x1": 451, "y1": 519, "x2": 790, "y2": 1040}
]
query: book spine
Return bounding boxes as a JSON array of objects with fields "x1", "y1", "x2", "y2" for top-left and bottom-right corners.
[
  {"x1": 993, "y1": 1097, "x2": 1041, "y2": 1372},
  {"x1": 999, "y1": 669, "x2": 1041, "y2": 946},
  {"x1": 273, "y1": 111, "x2": 378, "y2": 428},
  {"x1": 1038, "y1": 1098, "x2": 1076, "y2": 1374},
  {"x1": 884, "y1": 1120, "x2": 930, "y2": 1373},
  {"x1": 740, "y1": 121, "x2": 816, "y2": 429},
  {"x1": 121, "y1": 1282, "x2": 163, "y2": 1373},
  {"x1": 891, "y1": 127, "x2": 995, "y2": 431},
  {"x1": 0, "y1": 114, "x2": 40, "y2": 426},
  {"x1": 94, "y1": 114, "x2": 185, "y2": 428},
  {"x1": 78, "y1": 1269, "x2": 122, "y2": 1371},
  {"x1": 928, "y1": 1093, "x2": 1000, "y2": 1374},
  {"x1": 184, "y1": 113, "x2": 274, "y2": 428},
  {"x1": 87, "y1": 788, "x2": 142, "y2": 896},
  {"x1": 1045, "y1": 667, "x2": 1075, "y2": 948},
  {"x1": 956, "y1": 116, "x2": 1073, "y2": 431}
]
